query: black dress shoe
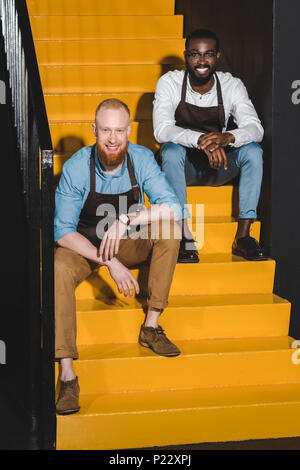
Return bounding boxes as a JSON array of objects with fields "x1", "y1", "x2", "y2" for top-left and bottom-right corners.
[
  {"x1": 232, "y1": 235, "x2": 268, "y2": 261},
  {"x1": 177, "y1": 238, "x2": 199, "y2": 263}
]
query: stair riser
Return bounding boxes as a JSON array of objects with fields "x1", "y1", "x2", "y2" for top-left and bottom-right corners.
[
  {"x1": 45, "y1": 93, "x2": 154, "y2": 121},
  {"x1": 35, "y1": 39, "x2": 185, "y2": 65},
  {"x1": 57, "y1": 403, "x2": 300, "y2": 450},
  {"x1": 76, "y1": 303, "x2": 290, "y2": 345},
  {"x1": 40, "y1": 64, "x2": 183, "y2": 93},
  {"x1": 59, "y1": 351, "x2": 299, "y2": 394},
  {"x1": 75, "y1": 261, "x2": 275, "y2": 298},
  {"x1": 27, "y1": 0, "x2": 176, "y2": 16},
  {"x1": 30, "y1": 16, "x2": 183, "y2": 40}
]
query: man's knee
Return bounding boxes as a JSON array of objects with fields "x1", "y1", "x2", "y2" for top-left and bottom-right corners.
[
  {"x1": 161, "y1": 142, "x2": 186, "y2": 167},
  {"x1": 151, "y1": 220, "x2": 181, "y2": 247},
  {"x1": 238, "y1": 142, "x2": 263, "y2": 169}
]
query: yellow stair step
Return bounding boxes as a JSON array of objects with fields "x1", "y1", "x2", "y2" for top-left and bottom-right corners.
[
  {"x1": 75, "y1": 255, "x2": 275, "y2": 299},
  {"x1": 183, "y1": 186, "x2": 239, "y2": 217},
  {"x1": 45, "y1": 92, "x2": 154, "y2": 122},
  {"x1": 55, "y1": 336, "x2": 299, "y2": 395},
  {"x1": 39, "y1": 64, "x2": 182, "y2": 93},
  {"x1": 188, "y1": 216, "x2": 260, "y2": 252},
  {"x1": 34, "y1": 38, "x2": 185, "y2": 65},
  {"x1": 29, "y1": 15, "x2": 183, "y2": 40},
  {"x1": 27, "y1": 0, "x2": 176, "y2": 16},
  {"x1": 75, "y1": 294, "x2": 290, "y2": 345},
  {"x1": 57, "y1": 383, "x2": 300, "y2": 449}
]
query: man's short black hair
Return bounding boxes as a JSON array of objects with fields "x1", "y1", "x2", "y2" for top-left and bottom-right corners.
[{"x1": 185, "y1": 29, "x2": 220, "y2": 52}]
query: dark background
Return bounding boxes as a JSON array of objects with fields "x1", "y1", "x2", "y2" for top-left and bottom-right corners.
[{"x1": 176, "y1": 0, "x2": 300, "y2": 339}]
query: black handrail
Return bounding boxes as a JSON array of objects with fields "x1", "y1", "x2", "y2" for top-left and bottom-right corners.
[{"x1": 0, "y1": 0, "x2": 55, "y2": 449}]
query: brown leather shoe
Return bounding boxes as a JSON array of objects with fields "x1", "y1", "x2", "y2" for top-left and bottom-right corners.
[
  {"x1": 56, "y1": 376, "x2": 80, "y2": 415},
  {"x1": 139, "y1": 324, "x2": 181, "y2": 357}
]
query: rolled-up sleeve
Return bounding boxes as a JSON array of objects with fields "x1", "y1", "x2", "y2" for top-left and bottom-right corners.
[
  {"x1": 135, "y1": 148, "x2": 182, "y2": 220},
  {"x1": 54, "y1": 164, "x2": 85, "y2": 242},
  {"x1": 229, "y1": 79, "x2": 264, "y2": 148}
]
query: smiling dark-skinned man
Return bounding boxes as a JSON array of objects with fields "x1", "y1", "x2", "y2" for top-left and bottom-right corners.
[{"x1": 153, "y1": 29, "x2": 267, "y2": 263}]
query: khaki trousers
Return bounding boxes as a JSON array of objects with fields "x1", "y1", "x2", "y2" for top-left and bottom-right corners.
[{"x1": 55, "y1": 221, "x2": 181, "y2": 359}]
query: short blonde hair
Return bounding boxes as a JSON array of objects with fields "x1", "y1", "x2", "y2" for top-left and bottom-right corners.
[{"x1": 95, "y1": 98, "x2": 130, "y2": 120}]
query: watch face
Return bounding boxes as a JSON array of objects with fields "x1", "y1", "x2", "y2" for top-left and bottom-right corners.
[{"x1": 119, "y1": 214, "x2": 128, "y2": 224}]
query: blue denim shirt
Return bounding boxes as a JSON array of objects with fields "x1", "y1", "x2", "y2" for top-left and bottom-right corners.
[{"x1": 54, "y1": 141, "x2": 182, "y2": 242}]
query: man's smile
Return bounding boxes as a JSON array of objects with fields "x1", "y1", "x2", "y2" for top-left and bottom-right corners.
[
  {"x1": 105, "y1": 144, "x2": 120, "y2": 153},
  {"x1": 194, "y1": 65, "x2": 210, "y2": 75}
]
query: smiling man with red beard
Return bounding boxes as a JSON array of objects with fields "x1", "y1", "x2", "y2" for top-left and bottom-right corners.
[
  {"x1": 153, "y1": 29, "x2": 266, "y2": 263},
  {"x1": 54, "y1": 99, "x2": 182, "y2": 415}
]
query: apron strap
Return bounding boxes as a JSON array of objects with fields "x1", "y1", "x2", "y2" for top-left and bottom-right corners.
[
  {"x1": 215, "y1": 73, "x2": 226, "y2": 131},
  {"x1": 181, "y1": 71, "x2": 188, "y2": 103},
  {"x1": 90, "y1": 145, "x2": 140, "y2": 202},
  {"x1": 126, "y1": 152, "x2": 140, "y2": 202},
  {"x1": 90, "y1": 144, "x2": 96, "y2": 193}
]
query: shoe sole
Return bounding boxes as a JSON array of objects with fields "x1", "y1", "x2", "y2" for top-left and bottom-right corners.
[
  {"x1": 56, "y1": 406, "x2": 80, "y2": 415},
  {"x1": 177, "y1": 258, "x2": 199, "y2": 264},
  {"x1": 232, "y1": 249, "x2": 269, "y2": 261},
  {"x1": 139, "y1": 340, "x2": 181, "y2": 357}
]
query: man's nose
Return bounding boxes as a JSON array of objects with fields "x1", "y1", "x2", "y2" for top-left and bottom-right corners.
[{"x1": 108, "y1": 130, "x2": 117, "y2": 142}]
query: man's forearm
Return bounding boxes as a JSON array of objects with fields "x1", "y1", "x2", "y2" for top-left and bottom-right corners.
[
  {"x1": 57, "y1": 231, "x2": 109, "y2": 266},
  {"x1": 129, "y1": 204, "x2": 179, "y2": 226}
]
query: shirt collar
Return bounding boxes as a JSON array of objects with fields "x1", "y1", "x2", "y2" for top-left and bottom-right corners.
[{"x1": 187, "y1": 73, "x2": 217, "y2": 96}]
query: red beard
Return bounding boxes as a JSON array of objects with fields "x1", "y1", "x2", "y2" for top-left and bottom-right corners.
[{"x1": 96, "y1": 142, "x2": 127, "y2": 168}]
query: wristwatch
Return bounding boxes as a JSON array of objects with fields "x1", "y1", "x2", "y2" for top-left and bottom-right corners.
[{"x1": 118, "y1": 213, "x2": 130, "y2": 226}]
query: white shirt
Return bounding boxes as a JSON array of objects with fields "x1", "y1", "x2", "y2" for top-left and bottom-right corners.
[{"x1": 153, "y1": 70, "x2": 264, "y2": 148}]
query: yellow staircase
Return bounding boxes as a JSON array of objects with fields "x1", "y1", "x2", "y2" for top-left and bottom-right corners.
[{"x1": 27, "y1": 0, "x2": 300, "y2": 450}]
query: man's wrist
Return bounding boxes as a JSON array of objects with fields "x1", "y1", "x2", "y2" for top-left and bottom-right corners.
[
  {"x1": 118, "y1": 213, "x2": 130, "y2": 226},
  {"x1": 224, "y1": 132, "x2": 235, "y2": 144}
]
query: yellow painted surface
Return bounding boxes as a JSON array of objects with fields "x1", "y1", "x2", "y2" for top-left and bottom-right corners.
[
  {"x1": 54, "y1": 336, "x2": 300, "y2": 395},
  {"x1": 29, "y1": 15, "x2": 183, "y2": 40},
  {"x1": 39, "y1": 64, "x2": 183, "y2": 93},
  {"x1": 27, "y1": 0, "x2": 176, "y2": 16},
  {"x1": 35, "y1": 38, "x2": 185, "y2": 65},
  {"x1": 75, "y1": 294, "x2": 290, "y2": 344},
  {"x1": 75, "y1": 256, "x2": 276, "y2": 298},
  {"x1": 57, "y1": 384, "x2": 300, "y2": 450},
  {"x1": 44, "y1": 92, "x2": 154, "y2": 121}
]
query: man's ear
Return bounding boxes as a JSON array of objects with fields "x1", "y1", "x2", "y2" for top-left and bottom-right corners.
[
  {"x1": 92, "y1": 123, "x2": 97, "y2": 137},
  {"x1": 217, "y1": 51, "x2": 221, "y2": 60},
  {"x1": 127, "y1": 125, "x2": 132, "y2": 138}
]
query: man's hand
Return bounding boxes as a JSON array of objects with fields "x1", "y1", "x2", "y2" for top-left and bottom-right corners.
[
  {"x1": 98, "y1": 218, "x2": 128, "y2": 261},
  {"x1": 198, "y1": 132, "x2": 235, "y2": 152},
  {"x1": 107, "y1": 258, "x2": 140, "y2": 298},
  {"x1": 202, "y1": 142, "x2": 228, "y2": 170}
]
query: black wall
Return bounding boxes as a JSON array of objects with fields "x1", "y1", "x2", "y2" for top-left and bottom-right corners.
[
  {"x1": 0, "y1": 30, "x2": 35, "y2": 450},
  {"x1": 272, "y1": 0, "x2": 300, "y2": 338}
]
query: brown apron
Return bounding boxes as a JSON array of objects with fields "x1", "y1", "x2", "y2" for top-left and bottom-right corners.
[
  {"x1": 175, "y1": 71, "x2": 225, "y2": 133},
  {"x1": 156, "y1": 71, "x2": 225, "y2": 165},
  {"x1": 77, "y1": 144, "x2": 140, "y2": 247}
]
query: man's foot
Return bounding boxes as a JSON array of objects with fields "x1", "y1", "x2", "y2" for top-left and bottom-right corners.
[
  {"x1": 139, "y1": 324, "x2": 181, "y2": 357},
  {"x1": 232, "y1": 235, "x2": 268, "y2": 261},
  {"x1": 56, "y1": 376, "x2": 80, "y2": 415},
  {"x1": 178, "y1": 237, "x2": 199, "y2": 263}
]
